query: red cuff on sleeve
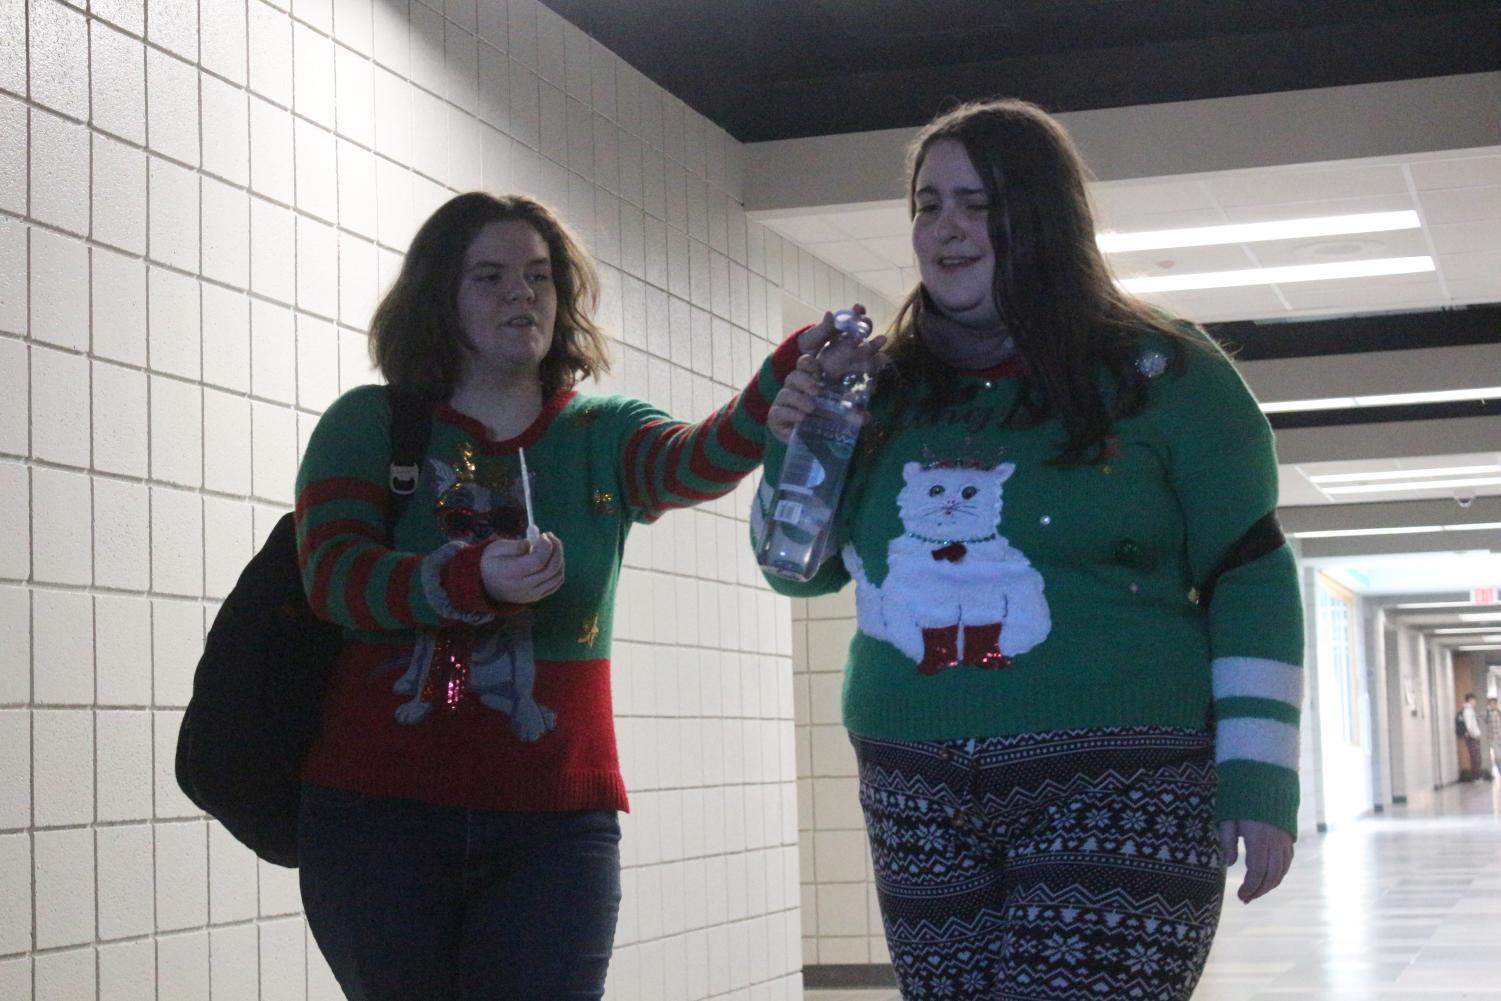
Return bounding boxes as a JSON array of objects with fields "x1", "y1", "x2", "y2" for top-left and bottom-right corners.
[{"x1": 439, "y1": 539, "x2": 525, "y2": 618}]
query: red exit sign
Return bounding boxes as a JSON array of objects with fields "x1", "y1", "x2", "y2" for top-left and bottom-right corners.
[{"x1": 1474, "y1": 587, "x2": 1498, "y2": 605}]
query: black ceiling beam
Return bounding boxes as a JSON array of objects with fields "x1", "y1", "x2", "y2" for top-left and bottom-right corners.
[
  {"x1": 540, "y1": 2, "x2": 1501, "y2": 142},
  {"x1": 743, "y1": 11, "x2": 1501, "y2": 140},
  {"x1": 1267, "y1": 397, "x2": 1501, "y2": 430},
  {"x1": 1208, "y1": 303, "x2": 1501, "y2": 361}
]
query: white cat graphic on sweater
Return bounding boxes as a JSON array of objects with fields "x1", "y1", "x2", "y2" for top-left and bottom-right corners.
[{"x1": 843, "y1": 461, "x2": 1050, "y2": 674}]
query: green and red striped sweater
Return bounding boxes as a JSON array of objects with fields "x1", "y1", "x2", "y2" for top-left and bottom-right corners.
[{"x1": 294, "y1": 336, "x2": 800, "y2": 812}]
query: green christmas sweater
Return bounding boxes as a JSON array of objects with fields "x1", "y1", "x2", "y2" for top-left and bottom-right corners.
[
  {"x1": 753, "y1": 333, "x2": 1305, "y2": 834},
  {"x1": 294, "y1": 335, "x2": 800, "y2": 812}
]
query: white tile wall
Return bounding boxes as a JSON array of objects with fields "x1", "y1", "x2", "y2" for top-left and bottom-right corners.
[
  {"x1": 793, "y1": 588, "x2": 888, "y2": 967},
  {"x1": 98, "y1": 939, "x2": 155, "y2": 1001},
  {"x1": 34, "y1": 946, "x2": 96, "y2": 1001},
  {"x1": 32, "y1": 587, "x2": 94, "y2": 704},
  {"x1": 5, "y1": 0, "x2": 892, "y2": 996},
  {"x1": 156, "y1": 928, "x2": 210, "y2": 1000}
]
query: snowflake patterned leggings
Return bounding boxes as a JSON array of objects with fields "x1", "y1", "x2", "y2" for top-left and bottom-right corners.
[{"x1": 851, "y1": 727, "x2": 1225, "y2": 1001}]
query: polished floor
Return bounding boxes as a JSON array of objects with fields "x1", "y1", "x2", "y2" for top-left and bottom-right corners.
[{"x1": 807, "y1": 779, "x2": 1501, "y2": 1000}]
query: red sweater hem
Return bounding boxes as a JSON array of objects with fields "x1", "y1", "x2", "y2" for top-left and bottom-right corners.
[{"x1": 304, "y1": 649, "x2": 628, "y2": 813}]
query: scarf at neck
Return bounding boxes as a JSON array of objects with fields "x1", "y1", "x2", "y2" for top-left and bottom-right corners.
[{"x1": 917, "y1": 293, "x2": 1016, "y2": 371}]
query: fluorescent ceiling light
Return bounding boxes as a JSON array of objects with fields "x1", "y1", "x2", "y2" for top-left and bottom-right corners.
[
  {"x1": 1097, "y1": 211, "x2": 1421, "y2": 253},
  {"x1": 1264, "y1": 386, "x2": 1501, "y2": 415},
  {"x1": 1295, "y1": 522, "x2": 1501, "y2": 539},
  {"x1": 1323, "y1": 476, "x2": 1501, "y2": 496},
  {"x1": 1459, "y1": 613, "x2": 1501, "y2": 622},
  {"x1": 1310, "y1": 465, "x2": 1501, "y2": 484},
  {"x1": 1394, "y1": 601, "x2": 1475, "y2": 609},
  {"x1": 1458, "y1": 644, "x2": 1501, "y2": 650},
  {"x1": 1357, "y1": 388, "x2": 1501, "y2": 407},
  {"x1": 1434, "y1": 627, "x2": 1501, "y2": 634},
  {"x1": 1293, "y1": 526, "x2": 1444, "y2": 539},
  {"x1": 1261, "y1": 398, "x2": 1357, "y2": 414},
  {"x1": 1117, "y1": 256, "x2": 1434, "y2": 294}
]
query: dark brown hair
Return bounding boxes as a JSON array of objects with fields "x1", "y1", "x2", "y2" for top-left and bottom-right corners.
[
  {"x1": 368, "y1": 192, "x2": 611, "y2": 400},
  {"x1": 884, "y1": 99, "x2": 1204, "y2": 465}
]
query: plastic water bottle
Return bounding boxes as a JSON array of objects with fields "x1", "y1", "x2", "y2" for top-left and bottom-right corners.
[{"x1": 756, "y1": 309, "x2": 874, "y2": 582}]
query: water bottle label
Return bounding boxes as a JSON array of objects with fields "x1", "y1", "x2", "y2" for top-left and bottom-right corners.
[
  {"x1": 803, "y1": 413, "x2": 859, "y2": 448},
  {"x1": 773, "y1": 499, "x2": 805, "y2": 524}
]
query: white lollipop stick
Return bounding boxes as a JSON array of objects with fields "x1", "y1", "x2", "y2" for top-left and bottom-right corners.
[{"x1": 517, "y1": 447, "x2": 541, "y2": 542}]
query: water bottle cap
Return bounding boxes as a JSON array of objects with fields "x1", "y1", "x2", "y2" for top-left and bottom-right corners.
[{"x1": 832, "y1": 309, "x2": 871, "y2": 338}]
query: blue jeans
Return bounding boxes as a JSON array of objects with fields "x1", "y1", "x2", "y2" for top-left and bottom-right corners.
[{"x1": 299, "y1": 784, "x2": 621, "y2": 1001}]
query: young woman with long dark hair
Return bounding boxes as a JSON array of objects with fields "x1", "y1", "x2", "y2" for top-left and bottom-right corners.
[{"x1": 758, "y1": 99, "x2": 1302, "y2": 1000}]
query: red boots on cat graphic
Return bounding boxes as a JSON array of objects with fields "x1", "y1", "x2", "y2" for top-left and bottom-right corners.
[{"x1": 915, "y1": 623, "x2": 1014, "y2": 675}]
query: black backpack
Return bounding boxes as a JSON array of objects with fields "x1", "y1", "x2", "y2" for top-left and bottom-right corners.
[
  {"x1": 175, "y1": 387, "x2": 430, "y2": 867},
  {"x1": 1456, "y1": 711, "x2": 1470, "y2": 739}
]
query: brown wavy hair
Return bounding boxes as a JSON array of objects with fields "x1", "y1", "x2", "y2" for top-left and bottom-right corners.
[
  {"x1": 883, "y1": 99, "x2": 1204, "y2": 465},
  {"x1": 368, "y1": 192, "x2": 611, "y2": 401}
]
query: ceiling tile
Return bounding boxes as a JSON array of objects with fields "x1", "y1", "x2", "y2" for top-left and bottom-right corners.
[
  {"x1": 1105, "y1": 243, "x2": 1259, "y2": 278},
  {"x1": 1206, "y1": 165, "x2": 1407, "y2": 208},
  {"x1": 850, "y1": 267, "x2": 908, "y2": 300},
  {"x1": 1297, "y1": 457, "x2": 1403, "y2": 478},
  {"x1": 1298, "y1": 454, "x2": 1500, "y2": 477},
  {"x1": 809, "y1": 239, "x2": 896, "y2": 273},
  {"x1": 1245, "y1": 227, "x2": 1429, "y2": 268},
  {"x1": 1418, "y1": 185, "x2": 1501, "y2": 226},
  {"x1": 762, "y1": 214, "x2": 848, "y2": 245},
  {"x1": 1091, "y1": 205, "x2": 1229, "y2": 234},
  {"x1": 1088, "y1": 179, "x2": 1218, "y2": 224},
  {"x1": 1217, "y1": 193, "x2": 1414, "y2": 224},
  {"x1": 1276, "y1": 272, "x2": 1444, "y2": 311},
  {"x1": 829, "y1": 204, "x2": 910, "y2": 240},
  {"x1": 1277, "y1": 471, "x2": 1333, "y2": 507},
  {"x1": 1444, "y1": 277, "x2": 1501, "y2": 303},
  {"x1": 1410, "y1": 152, "x2": 1501, "y2": 191},
  {"x1": 1314, "y1": 483, "x2": 1501, "y2": 504},
  {"x1": 1395, "y1": 454, "x2": 1501, "y2": 470},
  {"x1": 863, "y1": 235, "x2": 915, "y2": 268},
  {"x1": 1428, "y1": 220, "x2": 1501, "y2": 256},
  {"x1": 1436, "y1": 251, "x2": 1501, "y2": 285},
  {"x1": 1136, "y1": 285, "x2": 1287, "y2": 323}
]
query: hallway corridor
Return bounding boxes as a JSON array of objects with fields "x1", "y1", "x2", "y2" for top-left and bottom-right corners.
[{"x1": 807, "y1": 781, "x2": 1501, "y2": 1000}]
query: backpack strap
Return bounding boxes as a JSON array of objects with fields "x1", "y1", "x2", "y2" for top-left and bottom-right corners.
[
  {"x1": 383, "y1": 385, "x2": 433, "y2": 542},
  {"x1": 1197, "y1": 511, "x2": 1286, "y2": 610}
]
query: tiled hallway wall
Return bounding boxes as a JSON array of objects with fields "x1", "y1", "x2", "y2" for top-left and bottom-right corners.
[
  {"x1": 792, "y1": 589, "x2": 887, "y2": 968},
  {"x1": 0, "y1": 0, "x2": 888, "y2": 997}
]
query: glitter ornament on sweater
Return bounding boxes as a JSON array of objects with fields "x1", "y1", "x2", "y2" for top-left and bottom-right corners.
[{"x1": 1137, "y1": 350, "x2": 1169, "y2": 379}]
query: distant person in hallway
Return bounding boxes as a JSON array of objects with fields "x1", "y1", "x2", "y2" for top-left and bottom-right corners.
[
  {"x1": 1461, "y1": 693, "x2": 1490, "y2": 782},
  {"x1": 754, "y1": 99, "x2": 1304, "y2": 1001},
  {"x1": 292, "y1": 192, "x2": 837, "y2": 1000},
  {"x1": 1485, "y1": 696, "x2": 1501, "y2": 778}
]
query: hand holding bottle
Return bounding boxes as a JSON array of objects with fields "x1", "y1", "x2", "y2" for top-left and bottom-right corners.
[
  {"x1": 770, "y1": 306, "x2": 887, "y2": 444},
  {"x1": 757, "y1": 306, "x2": 882, "y2": 581}
]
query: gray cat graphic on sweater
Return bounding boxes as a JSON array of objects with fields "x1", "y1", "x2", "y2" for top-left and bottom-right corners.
[{"x1": 393, "y1": 457, "x2": 555, "y2": 741}]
